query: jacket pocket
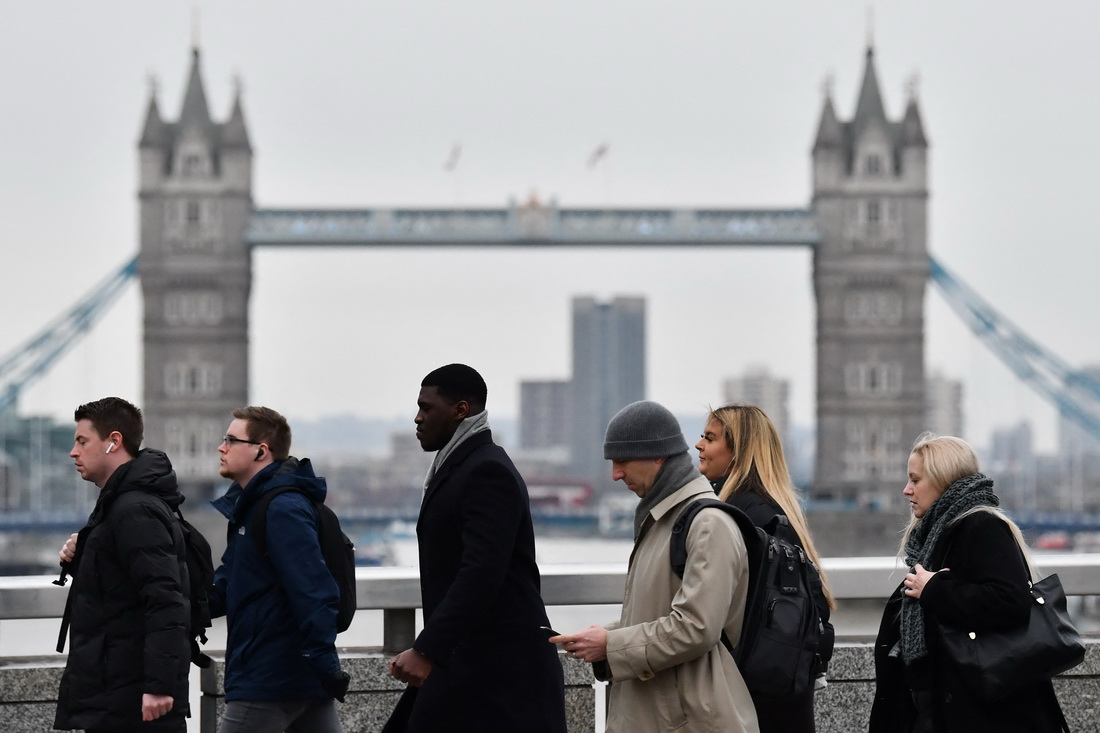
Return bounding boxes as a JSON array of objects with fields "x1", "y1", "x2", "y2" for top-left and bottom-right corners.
[{"x1": 657, "y1": 666, "x2": 687, "y2": 730}]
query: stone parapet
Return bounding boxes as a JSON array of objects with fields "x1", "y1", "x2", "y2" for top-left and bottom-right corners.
[
  {"x1": 2, "y1": 642, "x2": 1097, "y2": 732},
  {"x1": 199, "y1": 649, "x2": 596, "y2": 733}
]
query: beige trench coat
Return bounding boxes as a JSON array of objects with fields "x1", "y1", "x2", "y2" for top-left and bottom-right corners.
[{"x1": 600, "y1": 475, "x2": 759, "y2": 733}]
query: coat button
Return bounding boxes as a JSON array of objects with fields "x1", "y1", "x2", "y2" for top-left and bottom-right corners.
[
  {"x1": 943, "y1": 693, "x2": 953, "y2": 703},
  {"x1": 640, "y1": 670, "x2": 653, "y2": 680}
]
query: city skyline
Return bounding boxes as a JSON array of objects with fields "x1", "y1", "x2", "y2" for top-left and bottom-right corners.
[{"x1": 2, "y1": 2, "x2": 1098, "y2": 457}]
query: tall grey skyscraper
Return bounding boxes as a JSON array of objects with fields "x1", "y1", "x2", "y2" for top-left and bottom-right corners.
[{"x1": 570, "y1": 296, "x2": 646, "y2": 492}]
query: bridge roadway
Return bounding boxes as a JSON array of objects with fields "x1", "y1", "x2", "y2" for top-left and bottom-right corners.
[
  {"x1": 6, "y1": 505, "x2": 1100, "y2": 535},
  {"x1": 246, "y1": 206, "x2": 821, "y2": 247},
  {"x1": 1, "y1": 555, "x2": 1099, "y2": 732}
]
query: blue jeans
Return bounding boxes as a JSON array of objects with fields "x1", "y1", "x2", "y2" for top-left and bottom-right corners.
[{"x1": 218, "y1": 699, "x2": 343, "y2": 733}]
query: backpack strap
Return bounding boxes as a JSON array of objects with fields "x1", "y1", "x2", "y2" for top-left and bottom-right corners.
[
  {"x1": 250, "y1": 486, "x2": 315, "y2": 556},
  {"x1": 669, "y1": 499, "x2": 766, "y2": 656}
]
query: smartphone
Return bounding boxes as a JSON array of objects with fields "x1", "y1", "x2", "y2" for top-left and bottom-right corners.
[{"x1": 540, "y1": 625, "x2": 561, "y2": 638}]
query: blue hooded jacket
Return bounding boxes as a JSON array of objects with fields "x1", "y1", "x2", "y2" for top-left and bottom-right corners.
[{"x1": 210, "y1": 457, "x2": 341, "y2": 701}]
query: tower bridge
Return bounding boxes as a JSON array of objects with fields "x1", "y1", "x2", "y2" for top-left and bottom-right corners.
[
  {"x1": 5, "y1": 44, "x2": 1096, "y2": 509},
  {"x1": 134, "y1": 44, "x2": 929, "y2": 504}
]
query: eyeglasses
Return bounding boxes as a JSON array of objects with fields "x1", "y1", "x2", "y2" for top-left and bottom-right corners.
[{"x1": 222, "y1": 434, "x2": 262, "y2": 447}]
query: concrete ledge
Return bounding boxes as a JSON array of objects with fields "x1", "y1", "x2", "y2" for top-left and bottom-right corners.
[
  {"x1": 200, "y1": 648, "x2": 595, "y2": 733},
  {"x1": 3, "y1": 642, "x2": 1097, "y2": 733}
]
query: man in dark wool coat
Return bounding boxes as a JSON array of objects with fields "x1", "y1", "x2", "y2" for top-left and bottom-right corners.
[{"x1": 384, "y1": 363, "x2": 567, "y2": 733}]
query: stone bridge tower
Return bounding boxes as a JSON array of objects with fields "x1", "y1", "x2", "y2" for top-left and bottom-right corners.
[
  {"x1": 811, "y1": 46, "x2": 929, "y2": 507},
  {"x1": 138, "y1": 48, "x2": 252, "y2": 497}
]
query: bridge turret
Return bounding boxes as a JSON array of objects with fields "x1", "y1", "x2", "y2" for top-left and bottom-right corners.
[
  {"x1": 899, "y1": 95, "x2": 928, "y2": 186},
  {"x1": 812, "y1": 94, "x2": 844, "y2": 190}
]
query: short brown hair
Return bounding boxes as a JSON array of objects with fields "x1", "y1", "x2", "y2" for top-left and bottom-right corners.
[
  {"x1": 232, "y1": 406, "x2": 292, "y2": 460},
  {"x1": 74, "y1": 397, "x2": 144, "y2": 456}
]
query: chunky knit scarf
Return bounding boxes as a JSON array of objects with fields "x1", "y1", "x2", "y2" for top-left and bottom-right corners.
[
  {"x1": 900, "y1": 472, "x2": 998, "y2": 664},
  {"x1": 424, "y1": 410, "x2": 491, "y2": 490},
  {"x1": 634, "y1": 451, "x2": 700, "y2": 538}
]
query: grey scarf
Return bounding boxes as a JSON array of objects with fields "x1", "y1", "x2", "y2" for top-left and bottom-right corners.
[
  {"x1": 900, "y1": 472, "x2": 998, "y2": 664},
  {"x1": 634, "y1": 451, "x2": 700, "y2": 538},
  {"x1": 423, "y1": 410, "x2": 491, "y2": 490}
]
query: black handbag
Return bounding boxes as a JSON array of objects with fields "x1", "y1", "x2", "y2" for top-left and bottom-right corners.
[{"x1": 938, "y1": 572, "x2": 1085, "y2": 701}]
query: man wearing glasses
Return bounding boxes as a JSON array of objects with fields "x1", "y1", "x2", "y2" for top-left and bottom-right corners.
[{"x1": 209, "y1": 406, "x2": 349, "y2": 733}]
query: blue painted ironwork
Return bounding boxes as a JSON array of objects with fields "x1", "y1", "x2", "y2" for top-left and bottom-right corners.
[
  {"x1": 929, "y1": 256, "x2": 1100, "y2": 442},
  {"x1": 247, "y1": 207, "x2": 821, "y2": 247},
  {"x1": 0, "y1": 257, "x2": 138, "y2": 413}
]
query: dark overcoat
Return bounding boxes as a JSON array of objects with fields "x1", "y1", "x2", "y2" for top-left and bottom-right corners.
[
  {"x1": 385, "y1": 430, "x2": 566, "y2": 733},
  {"x1": 869, "y1": 510, "x2": 1068, "y2": 733},
  {"x1": 55, "y1": 449, "x2": 191, "y2": 732}
]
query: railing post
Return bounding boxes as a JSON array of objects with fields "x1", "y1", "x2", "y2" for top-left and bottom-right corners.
[{"x1": 383, "y1": 608, "x2": 416, "y2": 653}]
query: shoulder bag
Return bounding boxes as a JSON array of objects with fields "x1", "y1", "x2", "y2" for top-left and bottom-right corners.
[{"x1": 938, "y1": 571, "x2": 1085, "y2": 701}]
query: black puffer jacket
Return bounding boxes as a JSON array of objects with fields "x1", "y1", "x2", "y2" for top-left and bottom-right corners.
[{"x1": 55, "y1": 449, "x2": 191, "y2": 732}]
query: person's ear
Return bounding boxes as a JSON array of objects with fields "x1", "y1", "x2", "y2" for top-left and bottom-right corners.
[{"x1": 453, "y1": 400, "x2": 471, "y2": 421}]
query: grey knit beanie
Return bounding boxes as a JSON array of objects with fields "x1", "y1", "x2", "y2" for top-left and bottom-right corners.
[{"x1": 603, "y1": 400, "x2": 688, "y2": 460}]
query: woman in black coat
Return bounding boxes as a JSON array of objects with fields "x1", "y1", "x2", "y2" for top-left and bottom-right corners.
[
  {"x1": 868, "y1": 433, "x2": 1069, "y2": 733},
  {"x1": 695, "y1": 404, "x2": 836, "y2": 733}
]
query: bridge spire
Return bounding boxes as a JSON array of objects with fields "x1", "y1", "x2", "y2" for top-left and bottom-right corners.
[
  {"x1": 179, "y1": 46, "x2": 212, "y2": 131},
  {"x1": 138, "y1": 74, "x2": 165, "y2": 147}
]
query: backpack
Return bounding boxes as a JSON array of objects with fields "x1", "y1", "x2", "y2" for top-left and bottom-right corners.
[
  {"x1": 669, "y1": 498, "x2": 834, "y2": 697},
  {"x1": 170, "y1": 504, "x2": 216, "y2": 668},
  {"x1": 250, "y1": 486, "x2": 357, "y2": 633},
  {"x1": 56, "y1": 498, "x2": 216, "y2": 669}
]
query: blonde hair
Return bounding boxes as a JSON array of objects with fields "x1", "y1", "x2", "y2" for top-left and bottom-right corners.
[
  {"x1": 897, "y1": 433, "x2": 1034, "y2": 577},
  {"x1": 709, "y1": 404, "x2": 836, "y2": 610}
]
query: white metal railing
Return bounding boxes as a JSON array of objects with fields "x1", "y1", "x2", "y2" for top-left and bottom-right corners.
[{"x1": 3, "y1": 554, "x2": 1099, "y2": 652}]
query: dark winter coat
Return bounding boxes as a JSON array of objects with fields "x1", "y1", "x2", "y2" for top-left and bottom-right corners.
[
  {"x1": 209, "y1": 457, "x2": 341, "y2": 701},
  {"x1": 723, "y1": 485, "x2": 818, "y2": 733},
  {"x1": 385, "y1": 431, "x2": 566, "y2": 733},
  {"x1": 55, "y1": 449, "x2": 191, "y2": 732},
  {"x1": 869, "y1": 510, "x2": 1068, "y2": 733}
]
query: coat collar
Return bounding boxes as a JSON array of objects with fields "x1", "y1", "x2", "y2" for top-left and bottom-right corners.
[
  {"x1": 635, "y1": 475, "x2": 714, "y2": 540},
  {"x1": 422, "y1": 430, "x2": 494, "y2": 503}
]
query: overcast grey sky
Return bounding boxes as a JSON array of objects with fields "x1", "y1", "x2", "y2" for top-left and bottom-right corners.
[{"x1": 1, "y1": 1, "x2": 1097, "y2": 454}]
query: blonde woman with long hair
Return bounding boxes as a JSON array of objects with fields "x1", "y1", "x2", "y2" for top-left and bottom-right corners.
[
  {"x1": 695, "y1": 403, "x2": 835, "y2": 733},
  {"x1": 868, "y1": 433, "x2": 1068, "y2": 733}
]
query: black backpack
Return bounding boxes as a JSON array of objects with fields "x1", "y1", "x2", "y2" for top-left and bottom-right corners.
[
  {"x1": 56, "y1": 498, "x2": 216, "y2": 669},
  {"x1": 170, "y1": 504, "x2": 216, "y2": 668},
  {"x1": 670, "y1": 498, "x2": 834, "y2": 697},
  {"x1": 250, "y1": 486, "x2": 357, "y2": 633}
]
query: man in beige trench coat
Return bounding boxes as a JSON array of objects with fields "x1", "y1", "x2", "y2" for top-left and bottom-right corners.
[{"x1": 552, "y1": 401, "x2": 759, "y2": 733}]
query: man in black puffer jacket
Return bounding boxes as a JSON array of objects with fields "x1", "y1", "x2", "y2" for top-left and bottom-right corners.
[{"x1": 55, "y1": 397, "x2": 190, "y2": 733}]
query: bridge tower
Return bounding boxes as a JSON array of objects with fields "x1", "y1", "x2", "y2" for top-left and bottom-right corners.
[
  {"x1": 811, "y1": 46, "x2": 929, "y2": 506},
  {"x1": 138, "y1": 48, "x2": 252, "y2": 497}
]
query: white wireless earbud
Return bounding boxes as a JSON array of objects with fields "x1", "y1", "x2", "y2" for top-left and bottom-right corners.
[{"x1": 105, "y1": 442, "x2": 117, "y2": 454}]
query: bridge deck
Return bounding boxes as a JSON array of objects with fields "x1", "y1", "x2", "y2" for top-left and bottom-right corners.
[{"x1": 247, "y1": 206, "x2": 820, "y2": 247}]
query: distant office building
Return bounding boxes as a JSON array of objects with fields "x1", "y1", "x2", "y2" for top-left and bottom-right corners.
[
  {"x1": 571, "y1": 296, "x2": 646, "y2": 493},
  {"x1": 519, "y1": 380, "x2": 571, "y2": 453},
  {"x1": 925, "y1": 371, "x2": 964, "y2": 438},
  {"x1": 723, "y1": 367, "x2": 791, "y2": 445},
  {"x1": 1058, "y1": 365, "x2": 1100, "y2": 512},
  {"x1": 989, "y1": 421, "x2": 1036, "y2": 512}
]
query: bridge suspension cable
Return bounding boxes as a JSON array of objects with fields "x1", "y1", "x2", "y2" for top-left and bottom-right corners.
[
  {"x1": 929, "y1": 256, "x2": 1100, "y2": 443},
  {"x1": 0, "y1": 256, "x2": 138, "y2": 413}
]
